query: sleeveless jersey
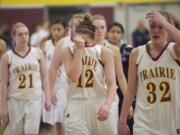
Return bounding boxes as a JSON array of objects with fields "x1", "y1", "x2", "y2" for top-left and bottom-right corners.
[
  {"x1": 44, "y1": 39, "x2": 68, "y2": 90},
  {"x1": 67, "y1": 44, "x2": 107, "y2": 100},
  {"x1": 169, "y1": 44, "x2": 180, "y2": 134},
  {"x1": 134, "y1": 42, "x2": 179, "y2": 135},
  {"x1": 7, "y1": 47, "x2": 42, "y2": 100}
]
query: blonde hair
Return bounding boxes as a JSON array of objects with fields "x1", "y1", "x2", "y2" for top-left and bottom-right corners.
[
  {"x1": 69, "y1": 13, "x2": 91, "y2": 26},
  {"x1": 91, "y1": 14, "x2": 106, "y2": 22}
]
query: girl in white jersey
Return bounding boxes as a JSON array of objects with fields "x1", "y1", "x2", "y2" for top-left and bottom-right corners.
[
  {"x1": 119, "y1": 11, "x2": 180, "y2": 135},
  {"x1": 0, "y1": 22, "x2": 51, "y2": 135},
  {"x1": 48, "y1": 14, "x2": 85, "y2": 135},
  {"x1": 62, "y1": 16, "x2": 117, "y2": 135},
  {"x1": 42, "y1": 19, "x2": 67, "y2": 135},
  {"x1": 92, "y1": 15, "x2": 133, "y2": 132},
  {"x1": 92, "y1": 15, "x2": 128, "y2": 103}
]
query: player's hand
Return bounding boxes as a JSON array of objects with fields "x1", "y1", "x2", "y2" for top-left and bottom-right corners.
[
  {"x1": 146, "y1": 10, "x2": 168, "y2": 27},
  {"x1": 74, "y1": 35, "x2": 85, "y2": 50},
  {"x1": 118, "y1": 123, "x2": 130, "y2": 135},
  {"x1": 97, "y1": 102, "x2": 111, "y2": 121},
  {"x1": 128, "y1": 106, "x2": 133, "y2": 119},
  {"x1": 44, "y1": 96, "x2": 51, "y2": 112}
]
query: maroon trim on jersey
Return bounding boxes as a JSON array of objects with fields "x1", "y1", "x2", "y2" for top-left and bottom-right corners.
[
  {"x1": 12, "y1": 46, "x2": 31, "y2": 58},
  {"x1": 146, "y1": 43, "x2": 169, "y2": 61},
  {"x1": 175, "y1": 60, "x2": 180, "y2": 66},
  {"x1": 8, "y1": 63, "x2": 11, "y2": 86},
  {"x1": 98, "y1": 59, "x2": 104, "y2": 67},
  {"x1": 168, "y1": 47, "x2": 180, "y2": 66},
  {"x1": 85, "y1": 43, "x2": 96, "y2": 47}
]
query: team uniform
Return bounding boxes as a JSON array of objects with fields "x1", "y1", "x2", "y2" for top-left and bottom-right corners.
[
  {"x1": 43, "y1": 39, "x2": 68, "y2": 124},
  {"x1": 3, "y1": 47, "x2": 42, "y2": 135},
  {"x1": 134, "y1": 42, "x2": 180, "y2": 135},
  {"x1": 64, "y1": 44, "x2": 118, "y2": 135}
]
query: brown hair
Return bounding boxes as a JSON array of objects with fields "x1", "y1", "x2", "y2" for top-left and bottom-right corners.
[
  {"x1": 76, "y1": 16, "x2": 96, "y2": 39},
  {"x1": 169, "y1": 13, "x2": 180, "y2": 30},
  {"x1": 158, "y1": 10, "x2": 171, "y2": 23}
]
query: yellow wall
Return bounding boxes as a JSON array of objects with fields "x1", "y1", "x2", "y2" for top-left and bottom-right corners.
[{"x1": 1, "y1": 0, "x2": 179, "y2": 5}]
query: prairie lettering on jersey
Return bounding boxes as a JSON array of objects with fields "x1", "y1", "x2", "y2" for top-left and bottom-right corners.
[
  {"x1": 13, "y1": 63, "x2": 38, "y2": 75},
  {"x1": 139, "y1": 67, "x2": 176, "y2": 81},
  {"x1": 82, "y1": 55, "x2": 98, "y2": 71}
]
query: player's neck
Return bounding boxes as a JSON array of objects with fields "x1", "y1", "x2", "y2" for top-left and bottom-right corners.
[
  {"x1": 151, "y1": 41, "x2": 167, "y2": 52},
  {"x1": 96, "y1": 38, "x2": 105, "y2": 46},
  {"x1": 52, "y1": 39, "x2": 59, "y2": 46},
  {"x1": 15, "y1": 44, "x2": 29, "y2": 53}
]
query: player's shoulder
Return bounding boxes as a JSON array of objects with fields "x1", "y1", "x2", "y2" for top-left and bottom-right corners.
[
  {"x1": 56, "y1": 36, "x2": 73, "y2": 49},
  {"x1": 108, "y1": 43, "x2": 119, "y2": 53},
  {"x1": 101, "y1": 45, "x2": 113, "y2": 56},
  {"x1": 41, "y1": 39, "x2": 52, "y2": 50},
  {"x1": 0, "y1": 39, "x2": 6, "y2": 46},
  {"x1": 131, "y1": 47, "x2": 138, "y2": 57}
]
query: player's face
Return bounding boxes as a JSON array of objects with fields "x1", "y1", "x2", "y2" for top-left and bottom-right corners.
[
  {"x1": 50, "y1": 24, "x2": 66, "y2": 41},
  {"x1": 149, "y1": 21, "x2": 168, "y2": 44},
  {"x1": 14, "y1": 26, "x2": 29, "y2": 46},
  {"x1": 107, "y1": 26, "x2": 123, "y2": 45},
  {"x1": 93, "y1": 19, "x2": 107, "y2": 41}
]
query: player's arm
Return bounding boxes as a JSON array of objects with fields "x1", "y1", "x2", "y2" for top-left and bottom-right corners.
[
  {"x1": 112, "y1": 46, "x2": 134, "y2": 117},
  {"x1": 40, "y1": 40, "x2": 46, "y2": 54},
  {"x1": 0, "y1": 53, "x2": 9, "y2": 120},
  {"x1": 162, "y1": 16, "x2": 180, "y2": 58},
  {"x1": 97, "y1": 47, "x2": 116, "y2": 121},
  {"x1": 62, "y1": 35, "x2": 84, "y2": 83},
  {"x1": 112, "y1": 46, "x2": 127, "y2": 96},
  {"x1": 38, "y1": 49, "x2": 51, "y2": 111},
  {"x1": 48, "y1": 40, "x2": 63, "y2": 103},
  {"x1": 118, "y1": 48, "x2": 138, "y2": 135},
  {"x1": 0, "y1": 39, "x2": 7, "y2": 58}
]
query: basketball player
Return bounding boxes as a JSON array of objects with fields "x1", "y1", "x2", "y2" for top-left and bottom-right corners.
[
  {"x1": 118, "y1": 10, "x2": 180, "y2": 135},
  {"x1": 42, "y1": 19, "x2": 67, "y2": 135},
  {"x1": 61, "y1": 16, "x2": 117, "y2": 135},
  {"x1": 91, "y1": 15, "x2": 133, "y2": 126},
  {"x1": 48, "y1": 13, "x2": 85, "y2": 135},
  {"x1": 92, "y1": 15, "x2": 127, "y2": 97},
  {"x1": 0, "y1": 22, "x2": 51, "y2": 135}
]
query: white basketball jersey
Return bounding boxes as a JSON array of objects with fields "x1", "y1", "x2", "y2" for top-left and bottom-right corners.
[
  {"x1": 44, "y1": 40, "x2": 54, "y2": 67},
  {"x1": 44, "y1": 39, "x2": 68, "y2": 90},
  {"x1": 7, "y1": 47, "x2": 42, "y2": 100},
  {"x1": 62, "y1": 36, "x2": 74, "y2": 47},
  {"x1": 134, "y1": 42, "x2": 179, "y2": 135},
  {"x1": 67, "y1": 44, "x2": 107, "y2": 100},
  {"x1": 169, "y1": 44, "x2": 180, "y2": 134}
]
